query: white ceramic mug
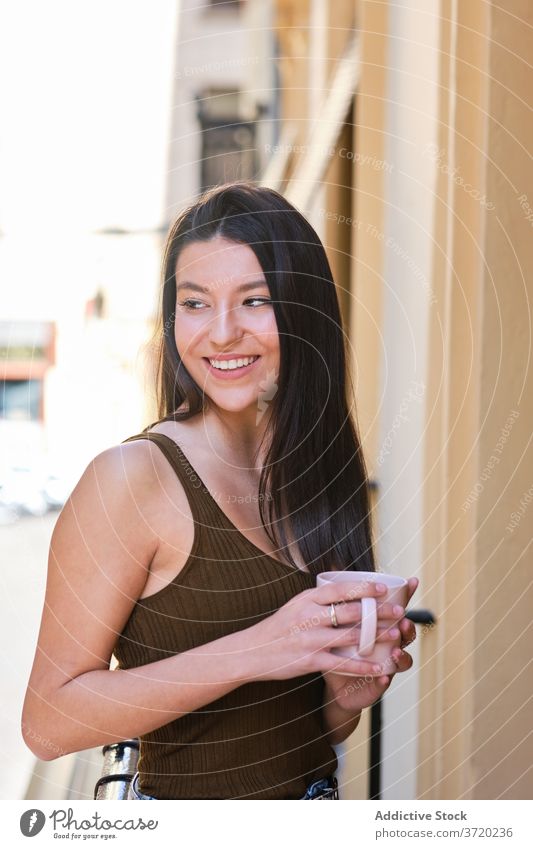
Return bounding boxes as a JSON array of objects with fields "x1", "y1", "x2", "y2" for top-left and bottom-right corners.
[{"x1": 316, "y1": 570, "x2": 409, "y2": 676}]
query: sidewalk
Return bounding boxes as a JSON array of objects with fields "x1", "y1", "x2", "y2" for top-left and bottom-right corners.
[{"x1": 0, "y1": 513, "x2": 102, "y2": 799}]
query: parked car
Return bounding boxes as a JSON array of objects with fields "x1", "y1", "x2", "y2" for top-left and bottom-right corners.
[{"x1": 0, "y1": 464, "x2": 70, "y2": 522}]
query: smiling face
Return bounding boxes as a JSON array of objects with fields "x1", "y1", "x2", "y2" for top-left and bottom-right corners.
[{"x1": 174, "y1": 236, "x2": 280, "y2": 417}]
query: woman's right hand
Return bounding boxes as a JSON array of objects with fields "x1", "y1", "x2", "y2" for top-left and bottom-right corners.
[{"x1": 245, "y1": 580, "x2": 406, "y2": 682}]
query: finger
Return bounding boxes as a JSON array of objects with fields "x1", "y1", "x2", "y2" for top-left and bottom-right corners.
[
  {"x1": 360, "y1": 624, "x2": 402, "y2": 643},
  {"x1": 399, "y1": 619, "x2": 416, "y2": 648},
  {"x1": 377, "y1": 602, "x2": 406, "y2": 628},
  {"x1": 390, "y1": 648, "x2": 413, "y2": 673},
  {"x1": 377, "y1": 601, "x2": 406, "y2": 622},
  {"x1": 325, "y1": 624, "x2": 401, "y2": 648},
  {"x1": 314, "y1": 580, "x2": 389, "y2": 606},
  {"x1": 399, "y1": 616, "x2": 416, "y2": 635},
  {"x1": 319, "y1": 600, "x2": 404, "y2": 627},
  {"x1": 405, "y1": 577, "x2": 419, "y2": 605},
  {"x1": 320, "y1": 652, "x2": 391, "y2": 678},
  {"x1": 375, "y1": 625, "x2": 401, "y2": 642}
]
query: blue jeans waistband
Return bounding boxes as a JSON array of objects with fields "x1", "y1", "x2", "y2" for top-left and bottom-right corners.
[
  {"x1": 127, "y1": 772, "x2": 157, "y2": 800},
  {"x1": 127, "y1": 772, "x2": 339, "y2": 800}
]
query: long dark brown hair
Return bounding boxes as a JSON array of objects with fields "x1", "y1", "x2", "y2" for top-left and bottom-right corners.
[{"x1": 151, "y1": 180, "x2": 375, "y2": 576}]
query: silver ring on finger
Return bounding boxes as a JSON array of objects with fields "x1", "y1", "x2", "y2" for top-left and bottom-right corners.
[{"x1": 329, "y1": 603, "x2": 339, "y2": 628}]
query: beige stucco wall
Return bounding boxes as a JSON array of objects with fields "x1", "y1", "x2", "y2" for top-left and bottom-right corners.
[
  {"x1": 272, "y1": 0, "x2": 532, "y2": 800},
  {"x1": 470, "y1": 0, "x2": 533, "y2": 799},
  {"x1": 419, "y1": 0, "x2": 533, "y2": 799}
]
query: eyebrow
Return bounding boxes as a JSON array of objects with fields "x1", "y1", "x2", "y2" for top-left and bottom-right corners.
[{"x1": 176, "y1": 280, "x2": 269, "y2": 295}]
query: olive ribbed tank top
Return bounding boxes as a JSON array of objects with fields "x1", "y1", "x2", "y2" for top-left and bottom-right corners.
[{"x1": 112, "y1": 431, "x2": 337, "y2": 800}]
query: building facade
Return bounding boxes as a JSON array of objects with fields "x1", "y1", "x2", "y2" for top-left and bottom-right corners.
[{"x1": 263, "y1": 0, "x2": 532, "y2": 800}]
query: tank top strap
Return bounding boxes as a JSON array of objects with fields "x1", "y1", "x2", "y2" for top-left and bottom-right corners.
[{"x1": 122, "y1": 431, "x2": 226, "y2": 529}]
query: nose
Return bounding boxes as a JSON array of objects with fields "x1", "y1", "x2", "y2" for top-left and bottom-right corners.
[{"x1": 208, "y1": 304, "x2": 244, "y2": 348}]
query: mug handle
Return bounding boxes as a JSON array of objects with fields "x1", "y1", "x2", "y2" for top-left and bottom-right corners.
[{"x1": 358, "y1": 597, "x2": 377, "y2": 655}]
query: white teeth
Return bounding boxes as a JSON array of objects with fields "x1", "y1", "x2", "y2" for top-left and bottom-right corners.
[{"x1": 209, "y1": 356, "x2": 258, "y2": 371}]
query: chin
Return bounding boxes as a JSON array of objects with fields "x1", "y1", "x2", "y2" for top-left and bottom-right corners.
[{"x1": 207, "y1": 393, "x2": 261, "y2": 415}]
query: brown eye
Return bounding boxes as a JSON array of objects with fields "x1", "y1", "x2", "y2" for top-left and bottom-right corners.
[
  {"x1": 245, "y1": 298, "x2": 272, "y2": 307},
  {"x1": 178, "y1": 299, "x2": 204, "y2": 310}
]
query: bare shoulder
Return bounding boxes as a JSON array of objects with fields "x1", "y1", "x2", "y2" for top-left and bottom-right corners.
[
  {"x1": 68, "y1": 435, "x2": 194, "y2": 537},
  {"x1": 49, "y1": 440, "x2": 165, "y2": 597},
  {"x1": 63, "y1": 440, "x2": 161, "y2": 523}
]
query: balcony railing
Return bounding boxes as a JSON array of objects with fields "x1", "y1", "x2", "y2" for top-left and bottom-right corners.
[{"x1": 93, "y1": 739, "x2": 139, "y2": 801}]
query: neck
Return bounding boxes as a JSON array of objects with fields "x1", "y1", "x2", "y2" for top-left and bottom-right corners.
[{"x1": 205, "y1": 405, "x2": 273, "y2": 471}]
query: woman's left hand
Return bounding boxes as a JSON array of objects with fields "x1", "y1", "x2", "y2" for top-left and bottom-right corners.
[{"x1": 322, "y1": 577, "x2": 418, "y2": 714}]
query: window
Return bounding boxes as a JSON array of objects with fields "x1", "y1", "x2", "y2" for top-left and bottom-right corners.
[
  {"x1": 0, "y1": 380, "x2": 42, "y2": 421},
  {"x1": 196, "y1": 88, "x2": 257, "y2": 192}
]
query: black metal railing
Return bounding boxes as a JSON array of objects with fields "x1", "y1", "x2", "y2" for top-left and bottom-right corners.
[
  {"x1": 368, "y1": 608, "x2": 436, "y2": 800},
  {"x1": 93, "y1": 739, "x2": 140, "y2": 800}
]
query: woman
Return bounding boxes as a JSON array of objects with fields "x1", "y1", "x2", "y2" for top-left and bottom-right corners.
[{"x1": 22, "y1": 181, "x2": 417, "y2": 800}]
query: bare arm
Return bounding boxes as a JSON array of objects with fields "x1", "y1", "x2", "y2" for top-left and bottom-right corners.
[
  {"x1": 24, "y1": 625, "x2": 266, "y2": 760},
  {"x1": 21, "y1": 440, "x2": 402, "y2": 760},
  {"x1": 21, "y1": 441, "x2": 259, "y2": 760},
  {"x1": 322, "y1": 693, "x2": 362, "y2": 746}
]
